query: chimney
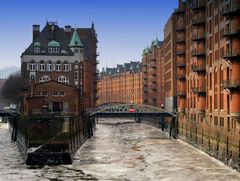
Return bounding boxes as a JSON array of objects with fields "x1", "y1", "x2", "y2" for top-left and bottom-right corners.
[
  {"x1": 65, "y1": 25, "x2": 72, "y2": 38},
  {"x1": 33, "y1": 25, "x2": 40, "y2": 41}
]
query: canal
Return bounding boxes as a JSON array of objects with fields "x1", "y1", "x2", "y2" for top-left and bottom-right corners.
[{"x1": 0, "y1": 118, "x2": 240, "y2": 181}]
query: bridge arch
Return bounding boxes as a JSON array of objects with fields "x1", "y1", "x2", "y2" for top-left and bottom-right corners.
[{"x1": 90, "y1": 103, "x2": 176, "y2": 118}]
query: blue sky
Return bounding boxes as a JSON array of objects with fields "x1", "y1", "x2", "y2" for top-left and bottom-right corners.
[{"x1": 0, "y1": 0, "x2": 178, "y2": 69}]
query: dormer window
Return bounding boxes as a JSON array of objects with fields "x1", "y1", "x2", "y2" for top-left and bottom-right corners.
[
  {"x1": 57, "y1": 76, "x2": 69, "y2": 84},
  {"x1": 34, "y1": 41, "x2": 41, "y2": 53},
  {"x1": 48, "y1": 40, "x2": 60, "y2": 53},
  {"x1": 39, "y1": 75, "x2": 50, "y2": 83}
]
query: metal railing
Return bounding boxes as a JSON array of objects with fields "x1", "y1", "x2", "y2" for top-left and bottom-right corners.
[
  {"x1": 192, "y1": 64, "x2": 206, "y2": 72},
  {"x1": 192, "y1": 33, "x2": 206, "y2": 41},
  {"x1": 176, "y1": 24, "x2": 185, "y2": 31},
  {"x1": 192, "y1": 49, "x2": 206, "y2": 56},
  {"x1": 176, "y1": 37, "x2": 185, "y2": 43},
  {"x1": 192, "y1": 17, "x2": 205, "y2": 25},
  {"x1": 176, "y1": 73, "x2": 186, "y2": 79},
  {"x1": 223, "y1": 80, "x2": 240, "y2": 88},
  {"x1": 176, "y1": 50, "x2": 185, "y2": 55},
  {"x1": 177, "y1": 91, "x2": 186, "y2": 96},
  {"x1": 223, "y1": 29, "x2": 240, "y2": 37},
  {"x1": 222, "y1": 4, "x2": 240, "y2": 16},
  {"x1": 177, "y1": 62, "x2": 186, "y2": 67},
  {"x1": 191, "y1": 87, "x2": 206, "y2": 94},
  {"x1": 222, "y1": 48, "x2": 240, "y2": 59},
  {"x1": 191, "y1": 1, "x2": 205, "y2": 10}
]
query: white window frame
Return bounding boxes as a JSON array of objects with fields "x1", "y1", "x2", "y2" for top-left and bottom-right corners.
[
  {"x1": 30, "y1": 61, "x2": 36, "y2": 71},
  {"x1": 47, "y1": 62, "x2": 52, "y2": 71},
  {"x1": 56, "y1": 62, "x2": 62, "y2": 71},
  {"x1": 57, "y1": 76, "x2": 69, "y2": 84},
  {"x1": 34, "y1": 46, "x2": 41, "y2": 53},
  {"x1": 63, "y1": 62, "x2": 69, "y2": 71},
  {"x1": 39, "y1": 75, "x2": 50, "y2": 83},
  {"x1": 39, "y1": 61, "x2": 45, "y2": 71}
]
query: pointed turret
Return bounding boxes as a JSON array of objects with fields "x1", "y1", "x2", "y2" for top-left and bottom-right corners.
[{"x1": 69, "y1": 29, "x2": 83, "y2": 47}]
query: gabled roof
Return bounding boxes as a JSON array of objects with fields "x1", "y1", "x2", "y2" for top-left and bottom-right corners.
[
  {"x1": 22, "y1": 22, "x2": 97, "y2": 59},
  {"x1": 22, "y1": 23, "x2": 73, "y2": 56}
]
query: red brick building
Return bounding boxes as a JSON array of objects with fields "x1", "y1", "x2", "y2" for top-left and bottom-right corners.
[
  {"x1": 97, "y1": 62, "x2": 142, "y2": 105},
  {"x1": 21, "y1": 22, "x2": 98, "y2": 116},
  {"x1": 142, "y1": 39, "x2": 165, "y2": 108},
  {"x1": 140, "y1": 0, "x2": 240, "y2": 169},
  {"x1": 173, "y1": 0, "x2": 240, "y2": 169}
]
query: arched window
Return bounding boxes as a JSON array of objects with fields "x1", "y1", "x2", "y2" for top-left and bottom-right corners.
[
  {"x1": 30, "y1": 60, "x2": 36, "y2": 71},
  {"x1": 47, "y1": 60, "x2": 52, "y2": 71},
  {"x1": 39, "y1": 75, "x2": 50, "y2": 83},
  {"x1": 63, "y1": 61, "x2": 69, "y2": 71},
  {"x1": 56, "y1": 61, "x2": 62, "y2": 71},
  {"x1": 57, "y1": 76, "x2": 69, "y2": 84},
  {"x1": 39, "y1": 60, "x2": 45, "y2": 71}
]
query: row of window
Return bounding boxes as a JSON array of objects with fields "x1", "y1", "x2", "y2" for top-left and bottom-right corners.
[
  {"x1": 29, "y1": 61, "x2": 72, "y2": 71},
  {"x1": 38, "y1": 75, "x2": 69, "y2": 84},
  {"x1": 34, "y1": 47, "x2": 60, "y2": 53},
  {"x1": 35, "y1": 91, "x2": 65, "y2": 97}
]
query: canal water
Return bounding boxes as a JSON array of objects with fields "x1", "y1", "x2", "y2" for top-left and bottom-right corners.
[{"x1": 0, "y1": 118, "x2": 240, "y2": 181}]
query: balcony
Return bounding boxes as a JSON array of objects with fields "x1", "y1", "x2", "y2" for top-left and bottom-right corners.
[
  {"x1": 174, "y1": 8, "x2": 185, "y2": 14},
  {"x1": 223, "y1": 80, "x2": 240, "y2": 90},
  {"x1": 192, "y1": 17, "x2": 205, "y2": 26},
  {"x1": 176, "y1": 24, "x2": 185, "y2": 32},
  {"x1": 176, "y1": 37, "x2": 185, "y2": 44},
  {"x1": 223, "y1": 29, "x2": 240, "y2": 39},
  {"x1": 222, "y1": 49, "x2": 240, "y2": 60},
  {"x1": 151, "y1": 87, "x2": 157, "y2": 92},
  {"x1": 192, "y1": 49, "x2": 206, "y2": 57},
  {"x1": 222, "y1": 5, "x2": 240, "y2": 17},
  {"x1": 177, "y1": 62, "x2": 186, "y2": 67},
  {"x1": 151, "y1": 72, "x2": 157, "y2": 76},
  {"x1": 151, "y1": 80, "x2": 157, "y2": 84},
  {"x1": 143, "y1": 69, "x2": 147, "y2": 73},
  {"x1": 192, "y1": 87, "x2": 206, "y2": 94},
  {"x1": 191, "y1": 1, "x2": 205, "y2": 10},
  {"x1": 176, "y1": 50, "x2": 185, "y2": 56},
  {"x1": 176, "y1": 73, "x2": 186, "y2": 80},
  {"x1": 192, "y1": 64, "x2": 206, "y2": 72},
  {"x1": 192, "y1": 34, "x2": 206, "y2": 41},
  {"x1": 177, "y1": 91, "x2": 186, "y2": 96},
  {"x1": 150, "y1": 64, "x2": 156, "y2": 68},
  {"x1": 95, "y1": 60, "x2": 100, "y2": 64}
]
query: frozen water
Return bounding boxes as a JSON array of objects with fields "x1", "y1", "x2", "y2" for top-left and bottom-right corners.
[{"x1": 0, "y1": 118, "x2": 239, "y2": 181}]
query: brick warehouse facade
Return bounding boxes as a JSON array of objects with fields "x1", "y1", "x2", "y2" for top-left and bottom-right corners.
[
  {"x1": 104, "y1": 0, "x2": 240, "y2": 169},
  {"x1": 21, "y1": 22, "x2": 98, "y2": 116},
  {"x1": 142, "y1": 39, "x2": 165, "y2": 108},
  {"x1": 174, "y1": 0, "x2": 240, "y2": 169},
  {"x1": 97, "y1": 62, "x2": 142, "y2": 105}
]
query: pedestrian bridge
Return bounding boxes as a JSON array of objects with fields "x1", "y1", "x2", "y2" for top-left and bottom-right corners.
[
  {"x1": 89, "y1": 103, "x2": 176, "y2": 118},
  {"x1": 0, "y1": 108, "x2": 20, "y2": 117}
]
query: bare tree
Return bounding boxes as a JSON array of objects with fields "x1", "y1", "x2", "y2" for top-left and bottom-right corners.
[{"x1": 0, "y1": 71, "x2": 23, "y2": 106}]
